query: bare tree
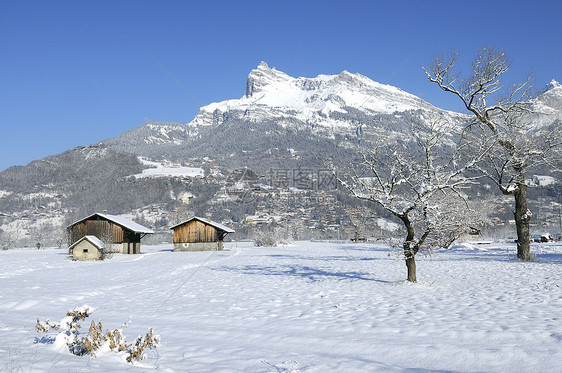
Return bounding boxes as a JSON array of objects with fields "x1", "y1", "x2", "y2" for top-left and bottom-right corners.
[
  {"x1": 423, "y1": 47, "x2": 562, "y2": 260},
  {"x1": 339, "y1": 119, "x2": 486, "y2": 281},
  {"x1": 347, "y1": 207, "x2": 375, "y2": 243},
  {"x1": 59, "y1": 210, "x2": 78, "y2": 249},
  {"x1": 30, "y1": 224, "x2": 45, "y2": 249},
  {"x1": 99, "y1": 225, "x2": 116, "y2": 259},
  {"x1": 169, "y1": 202, "x2": 193, "y2": 226},
  {"x1": 0, "y1": 229, "x2": 15, "y2": 250}
]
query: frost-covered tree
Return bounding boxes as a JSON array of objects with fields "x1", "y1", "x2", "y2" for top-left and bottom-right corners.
[
  {"x1": 99, "y1": 226, "x2": 116, "y2": 259},
  {"x1": 424, "y1": 47, "x2": 562, "y2": 260},
  {"x1": 339, "y1": 119, "x2": 486, "y2": 282},
  {"x1": 347, "y1": 207, "x2": 375, "y2": 243},
  {"x1": 0, "y1": 228, "x2": 15, "y2": 250},
  {"x1": 169, "y1": 202, "x2": 193, "y2": 226}
]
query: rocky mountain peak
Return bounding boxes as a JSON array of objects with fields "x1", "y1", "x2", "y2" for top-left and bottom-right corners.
[
  {"x1": 536, "y1": 79, "x2": 562, "y2": 114},
  {"x1": 545, "y1": 79, "x2": 560, "y2": 90},
  {"x1": 245, "y1": 61, "x2": 292, "y2": 98}
]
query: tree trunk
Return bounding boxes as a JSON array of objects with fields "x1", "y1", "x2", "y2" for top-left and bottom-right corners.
[
  {"x1": 405, "y1": 256, "x2": 417, "y2": 282},
  {"x1": 513, "y1": 177, "x2": 531, "y2": 260},
  {"x1": 400, "y1": 215, "x2": 417, "y2": 282}
]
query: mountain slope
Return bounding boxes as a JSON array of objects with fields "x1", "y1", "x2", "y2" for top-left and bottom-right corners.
[{"x1": 0, "y1": 145, "x2": 180, "y2": 216}]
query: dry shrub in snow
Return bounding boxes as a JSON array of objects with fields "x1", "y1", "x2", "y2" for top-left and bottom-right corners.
[
  {"x1": 35, "y1": 305, "x2": 160, "y2": 363},
  {"x1": 106, "y1": 327, "x2": 130, "y2": 352},
  {"x1": 126, "y1": 328, "x2": 160, "y2": 363}
]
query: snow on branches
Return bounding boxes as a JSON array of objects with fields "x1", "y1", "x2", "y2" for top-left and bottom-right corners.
[
  {"x1": 338, "y1": 117, "x2": 487, "y2": 281},
  {"x1": 424, "y1": 46, "x2": 562, "y2": 260}
]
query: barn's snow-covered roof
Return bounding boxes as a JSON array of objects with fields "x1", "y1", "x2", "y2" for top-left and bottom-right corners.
[
  {"x1": 170, "y1": 216, "x2": 235, "y2": 233},
  {"x1": 68, "y1": 213, "x2": 154, "y2": 234},
  {"x1": 68, "y1": 235, "x2": 106, "y2": 250}
]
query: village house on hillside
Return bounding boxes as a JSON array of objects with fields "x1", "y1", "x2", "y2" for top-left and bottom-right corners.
[
  {"x1": 170, "y1": 216, "x2": 234, "y2": 251},
  {"x1": 67, "y1": 212, "x2": 153, "y2": 254},
  {"x1": 68, "y1": 235, "x2": 105, "y2": 261}
]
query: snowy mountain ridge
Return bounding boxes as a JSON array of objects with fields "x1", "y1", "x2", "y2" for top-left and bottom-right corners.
[{"x1": 188, "y1": 61, "x2": 440, "y2": 130}]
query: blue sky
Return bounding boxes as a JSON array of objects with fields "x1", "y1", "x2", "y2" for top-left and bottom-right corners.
[{"x1": 1, "y1": 0, "x2": 560, "y2": 171}]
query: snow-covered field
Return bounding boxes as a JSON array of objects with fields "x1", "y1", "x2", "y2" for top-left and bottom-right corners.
[
  {"x1": 1, "y1": 241, "x2": 561, "y2": 372},
  {"x1": 134, "y1": 165, "x2": 204, "y2": 179},
  {"x1": 134, "y1": 158, "x2": 204, "y2": 179}
]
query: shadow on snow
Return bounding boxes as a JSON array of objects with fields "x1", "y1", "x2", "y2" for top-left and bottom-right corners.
[{"x1": 213, "y1": 264, "x2": 390, "y2": 283}]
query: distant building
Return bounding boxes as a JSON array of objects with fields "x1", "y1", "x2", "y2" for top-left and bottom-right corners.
[
  {"x1": 170, "y1": 216, "x2": 234, "y2": 251},
  {"x1": 69, "y1": 235, "x2": 105, "y2": 261},
  {"x1": 457, "y1": 226, "x2": 484, "y2": 243},
  {"x1": 67, "y1": 212, "x2": 154, "y2": 254},
  {"x1": 246, "y1": 214, "x2": 275, "y2": 225}
]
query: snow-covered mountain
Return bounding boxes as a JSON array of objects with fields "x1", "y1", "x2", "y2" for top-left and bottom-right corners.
[
  {"x1": 104, "y1": 62, "x2": 464, "y2": 168},
  {"x1": 518, "y1": 79, "x2": 562, "y2": 131},
  {"x1": 190, "y1": 61, "x2": 439, "y2": 127},
  {"x1": 534, "y1": 79, "x2": 562, "y2": 119}
]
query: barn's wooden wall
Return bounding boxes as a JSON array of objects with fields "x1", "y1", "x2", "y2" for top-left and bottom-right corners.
[
  {"x1": 173, "y1": 220, "x2": 218, "y2": 243},
  {"x1": 69, "y1": 219, "x2": 125, "y2": 244}
]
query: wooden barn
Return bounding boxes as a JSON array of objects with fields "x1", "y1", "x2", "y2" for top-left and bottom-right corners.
[
  {"x1": 170, "y1": 217, "x2": 235, "y2": 251},
  {"x1": 69, "y1": 235, "x2": 105, "y2": 261},
  {"x1": 67, "y1": 212, "x2": 154, "y2": 254}
]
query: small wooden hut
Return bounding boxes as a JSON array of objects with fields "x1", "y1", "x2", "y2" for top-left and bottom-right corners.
[
  {"x1": 67, "y1": 212, "x2": 154, "y2": 254},
  {"x1": 69, "y1": 235, "x2": 105, "y2": 261},
  {"x1": 170, "y1": 216, "x2": 235, "y2": 251}
]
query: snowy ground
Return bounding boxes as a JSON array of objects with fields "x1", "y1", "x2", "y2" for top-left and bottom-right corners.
[
  {"x1": 134, "y1": 158, "x2": 204, "y2": 179},
  {"x1": 1, "y1": 241, "x2": 561, "y2": 372}
]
